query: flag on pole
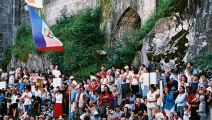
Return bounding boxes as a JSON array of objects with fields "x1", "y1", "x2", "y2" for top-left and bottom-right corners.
[
  {"x1": 28, "y1": 6, "x2": 63, "y2": 52},
  {"x1": 25, "y1": 0, "x2": 43, "y2": 8}
]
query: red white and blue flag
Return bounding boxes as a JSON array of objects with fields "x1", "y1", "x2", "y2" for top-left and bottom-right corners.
[
  {"x1": 28, "y1": 6, "x2": 63, "y2": 52},
  {"x1": 25, "y1": 0, "x2": 43, "y2": 8}
]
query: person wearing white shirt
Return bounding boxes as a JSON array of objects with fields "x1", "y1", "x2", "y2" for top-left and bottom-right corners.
[
  {"x1": 11, "y1": 90, "x2": 18, "y2": 118},
  {"x1": 130, "y1": 69, "x2": 139, "y2": 94},
  {"x1": 54, "y1": 90, "x2": 63, "y2": 118},
  {"x1": 178, "y1": 75, "x2": 189, "y2": 91},
  {"x1": 146, "y1": 86, "x2": 157, "y2": 119},
  {"x1": 52, "y1": 66, "x2": 61, "y2": 78},
  {"x1": 152, "y1": 106, "x2": 165, "y2": 120},
  {"x1": 33, "y1": 86, "x2": 42, "y2": 98},
  {"x1": 101, "y1": 74, "x2": 108, "y2": 92},
  {"x1": 114, "y1": 72, "x2": 122, "y2": 93},
  {"x1": 21, "y1": 89, "x2": 32, "y2": 116},
  {"x1": 124, "y1": 66, "x2": 132, "y2": 93}
]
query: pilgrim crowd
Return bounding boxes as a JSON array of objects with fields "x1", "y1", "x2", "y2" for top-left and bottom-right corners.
[{"x1": 0, "y1": 63, "x2": 212, "y2": 120}]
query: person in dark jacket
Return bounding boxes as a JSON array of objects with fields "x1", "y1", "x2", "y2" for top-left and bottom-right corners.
[
  {"x1": 134, "y1": 98, "x2": 147, "y2": 114},
  {"x1": 191, "y1": 75, "x2": 199, "y2": 93},
  {"x1": 121, "y1": 107, "x2": 131, "y2": 119}
]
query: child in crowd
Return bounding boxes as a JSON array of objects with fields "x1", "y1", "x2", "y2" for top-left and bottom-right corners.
[{"x1": 183, "y1": 105, "x2": 190, "y2": 120}]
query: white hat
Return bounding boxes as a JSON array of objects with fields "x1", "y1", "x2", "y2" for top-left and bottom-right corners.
[
  {"x1": 72, "y1": 81, "x2": 77, "y2": 86},
  {"x1": 124, "y1": 66, "x2": 129, "y2": 69},
  {"x1": 206, "y1": 87, "x2": 212, "y2": 92},
  {"x1": 90, "y1": 75, "x2": 96, "y2": 80},
  {"x1": 94, "y1": 111, "x2": 99, "y2": 115},
  {"x1": 69, "y1": 76, "x2": 74, "y2": 79},
  {"x1": 23, "y1": 75, "x2": 28, "y2": 78}
]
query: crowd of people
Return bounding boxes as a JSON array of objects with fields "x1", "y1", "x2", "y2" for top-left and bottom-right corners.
[{"x1": 0, "y1": 63, "x2": 212, "y2": 120}]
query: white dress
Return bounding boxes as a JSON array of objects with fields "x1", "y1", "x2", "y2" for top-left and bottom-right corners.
[{"x1": 9, "y1": 71, "x2": 15, "y2": 84}]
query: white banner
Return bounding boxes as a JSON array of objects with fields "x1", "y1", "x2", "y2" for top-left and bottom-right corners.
[
  {"x1": 53, "y1": 78, "x2": 62, "y2": 88},
  {"x1": 150, "y1": 72, "x2": 157, "y2": 85},
  {"x1": 0, "y1": 81, "x2": 7, "y2": 89},
  {"x1": 143, "y1": 73, "x2": 150, "y2": 86}
]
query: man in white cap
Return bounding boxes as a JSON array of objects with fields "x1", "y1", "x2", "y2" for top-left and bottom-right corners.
[
  {"x1": 123, "y1": 66, "x2": 132, "y2": 95},
  {"x1": 70, "y1": 81, "x2": 78, "y2": 103},
  {"x1": 69, "y1": 76, "x2": 76, "y2": 85}
]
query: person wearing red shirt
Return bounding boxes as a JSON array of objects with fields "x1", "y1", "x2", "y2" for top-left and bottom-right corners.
[
  {"x1": 186, "y1": 86, "x2": 200, "y2": 120},
  {"x1": 98, "y1": 66, "x2": 107, "y2": 78},
  {"x1": 88, "y1": 79, "x2": 99, "y2": 94},
  {"x1": 99, "y1": 85, "x2": 114, "y2": 118}
]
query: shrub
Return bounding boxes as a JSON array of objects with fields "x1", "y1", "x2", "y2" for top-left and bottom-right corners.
[{"x1": 48, "y1": 8, "x2": 106, "y2": 79}]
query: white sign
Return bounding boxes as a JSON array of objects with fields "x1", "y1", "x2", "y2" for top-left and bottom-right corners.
[
  {"x1": 143, "y1": 73, "x2": 150, "y2": 86},
  {"x1": 0, "y1": 81, "x2": 7, "y2": 89},
  {"x1": 142, "y1": 72, "x2": 157, "y2": 86},
  {"x1": 150, "y1": 72, "x2": 157, "y2": 85},
  {"x1": 53, "y1": 78, "x2": 62, "y2": 88}
]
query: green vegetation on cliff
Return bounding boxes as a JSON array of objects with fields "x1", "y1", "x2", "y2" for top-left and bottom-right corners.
[
  {"x1": 192, "y1": 52, "x2": 212, "y2": 70},
  {"x1": 106, "y1": 0, "x2": 177, "y2": 68},
  {"x1": 0, "y1": 0, "x2": 177, "y2": 79},
  {"x1": 49, "y1": 8, "x2": 105, "y2": 79}
]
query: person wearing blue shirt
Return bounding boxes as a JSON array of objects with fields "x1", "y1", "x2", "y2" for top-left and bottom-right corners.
[
  {"x1": 70, "y1": 87, "x2": 78, "y2": 103},
  {"x1": 175, "y1": 86, "x2": 187, "y2": 119},
  {"x1": 198, "y1": 74, "x2": 210, "y2": 89},
  {"x1": 164, "y1": 86, "x2": 175, "y2": 120},
  {"x1": 0, "y1": 92, "x2": 5, "y2": 103},
  {"x1": 129, "y1": 91, "x2": 135, "y2": 103},
  {"x1": 18, "y1": 78, "x2": 26, "y2": 93},
  {"x1": 0, "y1": 92, "x2": 5, "y2": 117}
]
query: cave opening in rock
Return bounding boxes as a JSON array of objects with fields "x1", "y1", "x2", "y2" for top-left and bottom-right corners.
[{"x1": 115, "y1": 7, "x2": 141, "y2": 40}]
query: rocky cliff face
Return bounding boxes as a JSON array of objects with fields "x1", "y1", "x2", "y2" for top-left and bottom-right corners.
[
  {"x1": 7, "y1": 0, "x2": 212, "y2": 71},
  {"x1": 8, "y1": 54, "x2": 51, "y2": 71},
  {"x1": 136, "y1": 0, "x2": 212, "y2": 69}
]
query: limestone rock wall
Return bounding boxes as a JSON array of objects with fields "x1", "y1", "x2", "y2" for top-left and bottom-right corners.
[
  {"x1": 45, "y1": 0, "x2": 98, "y2": 25},
  {"x1": 8, "y1": 54, "x2": 51, "y2": 71},
  {"x1": 138, "y1": 0, "x2": 212, "y2": 70},
  {"x1": 0, "y1": 0, "x2": 19, "y2": 57}
]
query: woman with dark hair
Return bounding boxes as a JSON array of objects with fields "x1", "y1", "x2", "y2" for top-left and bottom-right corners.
[
  {"x1": 11, "y1": 90, "x2": 18, "y2": 118},
  {"x1": 129, "y1": 110, "x2": 139, "y2": 120},
  {"x1": 99, "y1": 85, "x2": 114, "y2": 118},
  {"x1": 163, "y1": 86, "x2": 175, "y2": 120},
  {"x1": 175, "y1": 86, "x2": 187, "y2": 119},
  {"x1": 178, "y1": 75, "x2": 189, "y2": 91},
  {"x1": 146, "y1": 85, "x2": 157, "y2": 119},
  {"x1": 121, "y1": 107, "x2": 131, "y2": 119},
  {"x1": 130, "y1": 68, "x2": 139, "y2": 94},
  {"x1": 186, "y1": 86, "x2": 200, "y2": 120},
  {"x1": 53, "y1": 90, "x2": 63, "y2": 118}
]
